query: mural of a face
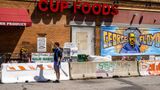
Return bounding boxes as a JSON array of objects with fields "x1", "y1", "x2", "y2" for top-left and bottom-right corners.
[
  {"x1": 119, "y1": 28, "x2": 140, "y2": 53},
  {"x1": 129, "y1": 33, "x2": 136, "y2": 47},
  {"x1": 101, "y1": 26, "x2": 160, "y2": 56}
]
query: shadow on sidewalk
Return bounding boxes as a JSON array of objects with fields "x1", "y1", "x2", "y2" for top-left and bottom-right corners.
[{"x1": 114, "y1": 78, "x2": 145, "y2": 90}]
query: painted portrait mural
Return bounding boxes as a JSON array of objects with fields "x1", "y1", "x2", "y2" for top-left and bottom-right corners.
[{"x1": 101, "y1": 26, "x2": 160, "y2": 56}]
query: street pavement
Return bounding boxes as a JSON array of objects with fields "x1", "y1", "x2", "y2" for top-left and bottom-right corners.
[{"x1": 0, "y1": 76, "x2": 160, "y2": 90}]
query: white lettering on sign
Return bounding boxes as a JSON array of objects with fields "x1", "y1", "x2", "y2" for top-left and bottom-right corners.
[
  {"x1": 0, "y1": 22, "x2": 5, "y2": 25},
  {"x1": 7, "y1": 22, "x2": 26, "y2": 26},
  {"x1": 0, "y1": 22, "x2": 27, "y2": 26}
]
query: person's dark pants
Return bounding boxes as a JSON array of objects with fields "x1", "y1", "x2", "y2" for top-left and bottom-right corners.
[{"x1": 54, "y1": 61, "x2": 60, "y2": 81}]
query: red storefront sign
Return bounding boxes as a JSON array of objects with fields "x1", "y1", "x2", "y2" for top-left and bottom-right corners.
[
  {"x1": 38, "y1": 0, "x2": 119, "y2": 15},
  {"x1": 0, "y1": 8, "x2": 32, "y2": 27}
]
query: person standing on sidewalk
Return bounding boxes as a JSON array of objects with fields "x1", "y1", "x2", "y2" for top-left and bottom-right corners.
[{"x1": 52, "y1": 42, "x2": 63, "y2": 83}]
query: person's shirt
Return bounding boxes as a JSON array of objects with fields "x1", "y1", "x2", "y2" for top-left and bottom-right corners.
[
  {"x1": 53, "y1": 47, "x2": 62, "y2": 62},
  {"x1": 120, "y1": 42, "x2": 140, "y2": 53}
]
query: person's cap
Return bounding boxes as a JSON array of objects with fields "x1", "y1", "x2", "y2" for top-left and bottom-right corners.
[{"x1": 129, "y1": 33, "x2": 135, "y2": 38}]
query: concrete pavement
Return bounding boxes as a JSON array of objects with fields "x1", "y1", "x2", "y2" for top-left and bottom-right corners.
[{"x1": 0, "y1": 76, "x2": 160, "y2": 90}]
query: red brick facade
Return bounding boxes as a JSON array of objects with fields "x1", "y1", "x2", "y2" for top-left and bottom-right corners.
[
  {"x1": 0, "y1": 1, "x2": 70, "y2": 54},
  {"x1": 1, "y1": 1, "x2": 160, "y2": 56}
]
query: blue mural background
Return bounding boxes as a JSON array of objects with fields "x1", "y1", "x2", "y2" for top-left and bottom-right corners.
[{"x1": 101, "y1": 26, "x2": 160, "y2": 56}]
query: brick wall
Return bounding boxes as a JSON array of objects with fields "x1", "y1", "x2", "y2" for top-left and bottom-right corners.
[
  {"x1": 0, "y1": 1, "x2": 70, "y2": 53},
  {"x1": 95, "y1": 27, "x2": 100, "y2": 55},
  {"x1": 1, "y1": 1, "x2": 160, "y2": 55}
]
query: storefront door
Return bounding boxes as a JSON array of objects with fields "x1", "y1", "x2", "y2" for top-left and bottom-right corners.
[{"x1": 72, "y1": 26, "x2": 95, "y2": 55}]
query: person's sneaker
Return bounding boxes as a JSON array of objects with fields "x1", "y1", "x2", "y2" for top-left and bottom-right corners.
[{"x1": 53, "y1": 80, "x2": 60, "y2": 83}]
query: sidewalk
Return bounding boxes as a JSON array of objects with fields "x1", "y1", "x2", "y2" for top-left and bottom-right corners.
[{"x1": 0, "y1": 76, "x2": 160, "y2": 90}]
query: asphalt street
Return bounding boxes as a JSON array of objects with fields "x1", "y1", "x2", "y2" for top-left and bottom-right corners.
[{"x1": 0, "y1": 76, "x2": 160, "y2": 90}]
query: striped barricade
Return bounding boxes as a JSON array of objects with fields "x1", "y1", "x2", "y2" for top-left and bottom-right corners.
[{"x1": 1, "y1": 62, "x2": 70, "y2": 83}]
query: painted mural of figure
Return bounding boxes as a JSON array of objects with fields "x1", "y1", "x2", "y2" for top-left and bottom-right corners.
[{"x1": 120, "y1": 33, "x2": 140, "y2": 53}]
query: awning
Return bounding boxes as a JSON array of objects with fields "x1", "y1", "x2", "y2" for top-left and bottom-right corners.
[{"x1": 0, "y1": 8, "x2": 32, "y2": 27}]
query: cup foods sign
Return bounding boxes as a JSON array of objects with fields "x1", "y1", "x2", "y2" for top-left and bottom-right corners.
[{"x1": 38, "y1": 0, "x2": 119, "y2": 15}]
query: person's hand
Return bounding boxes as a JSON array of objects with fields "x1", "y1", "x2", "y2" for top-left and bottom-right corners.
[{"x1": 58, "y1": 60, "x2": 61, "y2": 65}]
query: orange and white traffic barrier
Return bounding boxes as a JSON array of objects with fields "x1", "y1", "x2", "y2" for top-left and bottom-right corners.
[
  {"x1": 6, "y1": 64, "x2": 53, "y2": 71},
  {"x1": 7, "y1": 65, "x2": 36, "y2": 71},
  {"x1": 1, "y1": 62, "x2": 70, "y2": 83}
]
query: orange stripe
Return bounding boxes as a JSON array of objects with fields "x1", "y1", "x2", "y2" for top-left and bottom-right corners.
[
  {"x1": 47, "y1": 65, "x2": 52, "y2": 69},
  {"x1": 9, "y1": 67, "x2": 16, "y2": 70},
  {"x1": 18, "y1": 66, "x2": 26, "y2": 70},
  {"x1": 29, "y1": 66, "x2": 35, "y2": 70}
]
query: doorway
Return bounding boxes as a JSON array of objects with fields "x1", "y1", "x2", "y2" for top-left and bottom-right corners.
[{"x1": 72, "y1": 26, "x2": 95, "y2": 55}]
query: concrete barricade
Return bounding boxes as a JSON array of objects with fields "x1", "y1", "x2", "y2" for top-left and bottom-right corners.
[
  {"x1": 113, "y1": 61, "x2": 139, "y2": 76},
  {"x1": 96, "y1": 62, "x2": 115, "y2": 78},
  {"x1": 139, "y1": 60, "x2": 160, "y2": 76},
  {"x1": 70, "y1": 61, "x2": 139, "y2": 79},
  {"x1": 128, "y1": 61, "x2": 139, "y2": 76},
  {"x1": 70, "y1": 62, "x2": 115, "y2": 79},
  {"x1": 1, "y1": 62, "x2": 70, "y2": 83},
  {"x1": 70, "y1": 62, "x2": 97, "y2": 79}
]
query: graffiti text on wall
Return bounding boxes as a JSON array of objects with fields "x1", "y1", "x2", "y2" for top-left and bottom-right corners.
[{"x1": 140, "y1": 61, "x2": 160, "y2": 75}]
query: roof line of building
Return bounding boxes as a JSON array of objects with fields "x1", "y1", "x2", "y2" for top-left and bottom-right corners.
[{"x1": 119, "y1": 7, "x2": 160, "y2": 12}]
